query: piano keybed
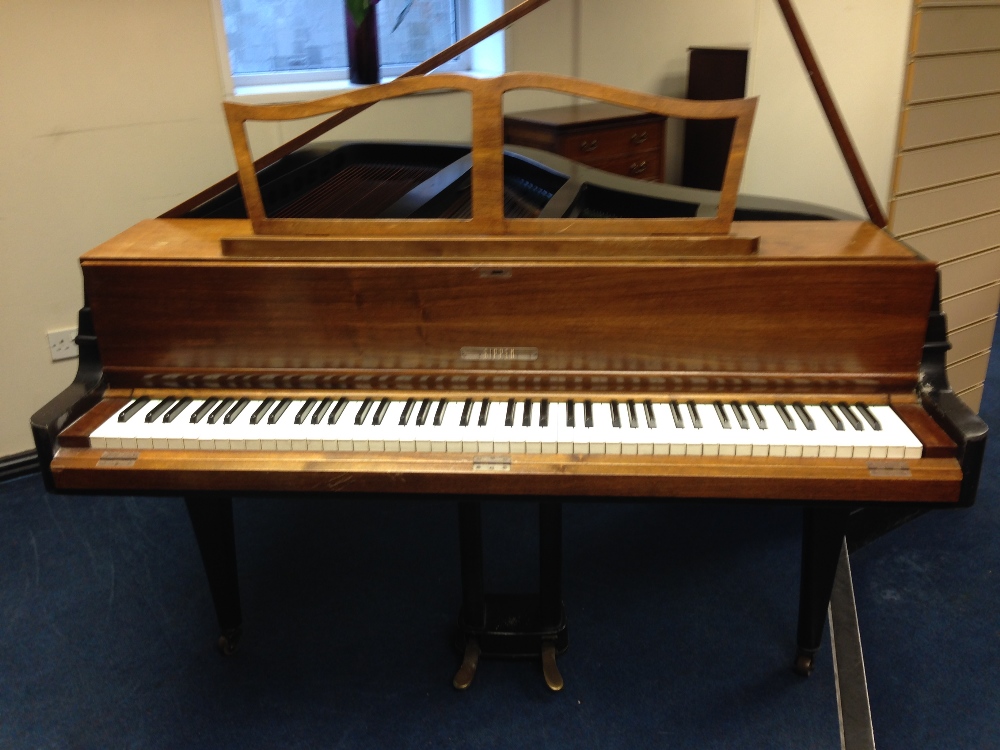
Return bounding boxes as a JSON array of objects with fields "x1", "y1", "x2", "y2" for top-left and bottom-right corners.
[{"x1": 79, "y1": 393, "x2": 926, "y2": 459}]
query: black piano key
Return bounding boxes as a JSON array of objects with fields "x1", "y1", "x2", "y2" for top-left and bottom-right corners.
[
  {"x1": 373, "y1": 397, "x2": 391, "y2": 426},
  {"x1": 400, "y1": 397, "x2": 416, "y2": 426},
  {"x1": 669, "y1": 400, "x2": 684, "y2": 428},
  {"x1": 145, "y1": 397, "x2": 176, "y2": 423},
  {"x1": 355, "y1": 397, "x2": 374, "y2": 425},
  {"x1": 163, "y1": 397, "x2": 192, "y2": 423},
  {"x1": 643, "y1": 400, "x2": 657, "y2": 429},
  {"x1": 504, "y1": 399, "x2": 516, "y2": 427},
  {"x1": 415, "y1": 398, "x2": 431, "y2": 426},
  {"x1": 295, "y1": 398, "x2": 317, "y2": 425},
  {"x1": 118, "y1": 396, "x2": 150, "y2": 423},
  {"x1": 539, "y1": 399, "x2": 549, "y2": 428},
  {"x1": 208, "y1": 398, "x2": 234, "y2": 425},
  {"x1": 774, "y1": 401, "x2": 796, "y2": 430},
  {"x1": 820, "y1": 402, "x2": 844, "y2": 431},
  {"x1": 793, "y1": 402, "x2": 815, "y2": 431},
  {"x1": 432, "y1": 398, "x2": 448, "y2": 426},
  {"x1": 191, "y1": 398, "x2": 219, "y2": 424},
  {"x1": 459, "y1": 398, "x2": 473, "y2": 427},
  {"x1": 747, "y1": 401, "x2": 767, "y2": 429},
  {"x1": 855, "y1": 402, "x2": 882, "y2": 431},
  {"x1": 584, "y1": 400, "x2": 594, "y2": 428},
  {"x1": 329, "y1": 397, "x2": 349, "y2": 425},
  {"x1": 268, "y1": 398, "x2": 292, "y2": 424},
  {"x1": 522, "y1": 399, "x2": 533, "y2": 427},
  {"x1": 311, "y1": 397, "x2": 333, "y2": 424},
  {"x1": 730, "y1": 401, "x2": 749, "y2": 430},
  {"x1": 224, "y1": 397, "x2": 249, "y2": 424},
  {"x1": 837, "y1": 402, "x2": 864, "y2": 431},
  {"x1": 687, "y1": 401, "x2": 702, "y2": 429},
  {"x1": 478, "y1": 398, "x2": 490, "y2": 427},
  {"x1": 609, "y1": 400, "x2": 621, "y2": 428},
  {"x1": 250, "y1": 398, "x2": 275, "y2": 425},
  {"x1": 566, "y1": 399, "x2": 575, "y2": 428},
  {"x1": 713, "y1": 401, "x2": 731, "y2": 429},
  {"x1": 626, "y1": 400, "x2": 638, "y2": 428}
]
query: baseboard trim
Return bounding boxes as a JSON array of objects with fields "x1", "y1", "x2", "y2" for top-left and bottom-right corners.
[{"x1": 0, "y1": 450, "x2": 40, "y2": 481}]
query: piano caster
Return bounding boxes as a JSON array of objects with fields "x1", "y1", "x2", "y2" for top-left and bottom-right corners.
[
  {"x1": 453, "y1": 639, "x2": 481, "y2": 690},
  {"x1": 540, "y1": 640, "x2": 564, "y2": 692},
  {"x1": 793, "y1": 649, "x2": 815, "y2": 677},
  {"x1": 216, "y1": 626, "x2": 242, "y2": 656}
]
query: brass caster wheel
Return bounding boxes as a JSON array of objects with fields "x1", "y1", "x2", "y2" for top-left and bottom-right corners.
[
  {"x1": 217, "y1": 627, "x2": 242, "y2": 656},
  {"x1": 793, "y1": 651, "x2": 815, "y2": 677}
]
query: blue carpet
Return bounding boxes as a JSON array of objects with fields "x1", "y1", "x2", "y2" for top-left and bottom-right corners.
[
  {"x1": 0, "y1": 481, "x2": 841, "y2": 748},
  {"x1": 850, "y1": 326, "x2": 1000, "y2": 750}
]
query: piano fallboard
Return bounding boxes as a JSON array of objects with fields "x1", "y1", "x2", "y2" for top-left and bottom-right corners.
[{"x1": 80, "y1": 219, "x2": 936, "y2": 392}]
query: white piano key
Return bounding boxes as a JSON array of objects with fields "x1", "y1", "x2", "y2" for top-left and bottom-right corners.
[
  {"x1": 868, "y1": 405, "x2": 924, "y2": 459},
  {"x1": 90, "y1": 398, "x2": 161, "y2": 449}
]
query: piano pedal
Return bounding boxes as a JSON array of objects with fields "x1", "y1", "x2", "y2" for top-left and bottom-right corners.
[
  {"x1": 216, "y1": 626, "x2": 242, "y2": 656},
  {"x1": 541, "y1": 639, "x2": 564, "y2": 692},
  {"x1": 453, "y1": 638, "x2": 481, "y2": 690},
  {"x1": 454, "y1": 594, "x2": 568, "y2": 689}
]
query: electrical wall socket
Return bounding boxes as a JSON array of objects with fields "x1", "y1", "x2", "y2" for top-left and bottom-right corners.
[{"x1": 47, "y1": 327, "x2": 79, "y2": 361}]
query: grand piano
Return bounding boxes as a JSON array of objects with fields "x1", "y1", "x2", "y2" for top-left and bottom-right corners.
[{"x1": 31, "y1": 2, "x2": 987, "y2": 693}]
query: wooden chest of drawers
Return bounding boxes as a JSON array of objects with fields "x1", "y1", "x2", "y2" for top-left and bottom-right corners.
[{"x1": 503, "y1": 103, "x2": 666, "y2": 181}]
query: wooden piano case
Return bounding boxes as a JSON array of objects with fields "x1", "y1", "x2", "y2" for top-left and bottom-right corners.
[{"x1": 31, "y1": 70, "x2": 987, "y2": 692}]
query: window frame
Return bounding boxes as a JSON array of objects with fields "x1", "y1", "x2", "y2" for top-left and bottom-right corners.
[{"x1": 211, "y1": 0, "x2": 481, "y2": 96}]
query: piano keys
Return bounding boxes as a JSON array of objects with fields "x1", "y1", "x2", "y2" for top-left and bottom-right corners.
[{"x1": 84, "y1": 394, "x2": 924, "y2": 460}]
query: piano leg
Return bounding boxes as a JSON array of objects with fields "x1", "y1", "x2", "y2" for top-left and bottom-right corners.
[
  {"x1": 184, "y1": 495, "x2": 242, "y2": 655},
  {"x1": 795, "y1": 506, "x2": 851, "y2": 676},
  {"x1": 453, "y1": 499, "x2": 567, "y2": 691}
]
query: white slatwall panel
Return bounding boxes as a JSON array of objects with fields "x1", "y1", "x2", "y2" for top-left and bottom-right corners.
[{"x1": 890, "y1": 1, "x2": 1000, "y2": 412}]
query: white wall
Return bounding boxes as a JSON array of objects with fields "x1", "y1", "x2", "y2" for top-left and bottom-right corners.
[{"x1": 0, "y1": 0, "x2": 911, "y2": 456}]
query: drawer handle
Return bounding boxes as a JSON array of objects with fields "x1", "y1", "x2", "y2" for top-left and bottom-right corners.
[
  {"x1": 579, "y1": 139, "x2": 599, "y2": 153},
  {"x1": 630, "y1": 131, "x2": 649, "y2": 145},
  {"x1": 629, "y1": 161, "x2": 648, "y2": 175}
]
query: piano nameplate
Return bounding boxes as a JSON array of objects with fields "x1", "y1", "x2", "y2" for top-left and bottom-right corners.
[{"x1": 461, "y1": 347, "x2": 538, "y2": 362}]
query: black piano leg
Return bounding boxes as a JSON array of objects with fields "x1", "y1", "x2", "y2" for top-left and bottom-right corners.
[
  {"x1": 454, "y1": 500, "x2": 485, "y2": 689},
  {"x1": 184, "y1": 495, "x2": 242, "y2": 656},
  {"x1": 795, "y1": 506, "x2": 851, "y2": 676}
]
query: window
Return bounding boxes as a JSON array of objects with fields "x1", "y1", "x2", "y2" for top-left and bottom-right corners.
[{"x1": 217, "y1": 0, "x2": 484, "y2": 91}]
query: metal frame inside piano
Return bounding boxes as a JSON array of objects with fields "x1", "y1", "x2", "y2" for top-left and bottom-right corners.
[{"x1": 31, "y1": 69, "x2": 987, "y2": 692}]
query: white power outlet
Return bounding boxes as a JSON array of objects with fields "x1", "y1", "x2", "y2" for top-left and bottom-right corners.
[{"x1": 47, "y1": 327, "x2": 79, "y2": 361}]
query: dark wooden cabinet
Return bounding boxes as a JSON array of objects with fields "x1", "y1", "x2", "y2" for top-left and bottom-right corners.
[
  {"x1": 682, "y1": 47, "x2": 749, "y2": 190},
  {"x1": 504, "y1": 103, "x2": 666, "y2": 181}
]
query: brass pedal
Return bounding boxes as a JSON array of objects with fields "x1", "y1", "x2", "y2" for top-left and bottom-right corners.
[
  {"x1": 541, "y1": 640, "x2": 564, "y2": 692},
  {"x1": 453, "y1": 638, "x2": 481, "y2": 690}
]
